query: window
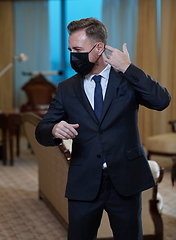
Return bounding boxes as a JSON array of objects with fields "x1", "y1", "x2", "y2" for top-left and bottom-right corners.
[{"x1": 49, "y1": 0, "x2": 102, "y2": 83}]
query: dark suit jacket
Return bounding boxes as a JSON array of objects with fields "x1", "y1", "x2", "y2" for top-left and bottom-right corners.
[{"x1": 35, "y1": 64, "x2": 171, "y2": 201}]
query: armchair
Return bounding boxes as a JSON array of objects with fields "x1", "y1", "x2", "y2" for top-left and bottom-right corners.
[{"x1": 146, "y1": 120, "x2": 176, "y2": 185}]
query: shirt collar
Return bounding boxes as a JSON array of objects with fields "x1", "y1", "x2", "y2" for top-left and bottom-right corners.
[{"x1": 85, "y1": 64, "x2": 111, "y2": 82}]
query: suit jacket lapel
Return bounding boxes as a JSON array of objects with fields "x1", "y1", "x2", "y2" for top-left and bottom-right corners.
[
  {"x1": 101, "y1": 67, "x2": 123, "y2": 122},
  {"x1": 72, "y1": 74, "x2": 98, "y2": 122},
  {"x1": 72, "y1": 68, "x2": 123, "y2": 124}
]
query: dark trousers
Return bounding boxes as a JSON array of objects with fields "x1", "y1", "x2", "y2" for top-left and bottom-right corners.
[{"x1": 68, "y1": 169, "x2": 143, "y2": 240}]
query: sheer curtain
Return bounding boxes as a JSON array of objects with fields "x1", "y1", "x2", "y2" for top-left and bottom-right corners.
[
  {"x1": 13, "y1": 1, "x2": 51, "y2": 108},
  {"x1": 102, "y1": 0, "x2": 138, "y2": 63}
]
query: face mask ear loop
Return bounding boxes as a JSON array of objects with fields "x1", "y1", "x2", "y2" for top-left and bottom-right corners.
[
  {"x1": 103, "y1": 44, "x2": 106, "y2": 53},
  {"x1": 88, "y1": 44, "x2": 97, "y2": 53},
  {"x1": 89, "y1": 43, "x2": 105, "y2": 55},
  {"x1": 96, "y1": 44, "x2": 106, "y2": 61}
]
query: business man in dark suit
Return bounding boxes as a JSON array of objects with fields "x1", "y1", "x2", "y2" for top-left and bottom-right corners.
[{"x1": 35, "y1": 18, "x2": 171, "y2": 240}]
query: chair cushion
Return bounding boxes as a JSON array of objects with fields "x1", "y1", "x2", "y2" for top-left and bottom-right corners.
[{"x1": 146, "y1": 133, "x2": 176, "y2": 154}]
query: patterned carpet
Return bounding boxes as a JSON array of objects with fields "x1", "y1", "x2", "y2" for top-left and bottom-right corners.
[{"x1": 0, "y1": 138, "x2": 176, "y2": 240}]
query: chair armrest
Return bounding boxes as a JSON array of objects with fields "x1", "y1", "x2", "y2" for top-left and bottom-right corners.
[
  {"x1": 148, "y1": 160, "x2": 164, "y2": 200},
  {"x1": 148, "y1": 160, "x2": 164, "y2": 182},
  {"x1": 142, "y1": 161, "x2": 164, "y2": 238}
]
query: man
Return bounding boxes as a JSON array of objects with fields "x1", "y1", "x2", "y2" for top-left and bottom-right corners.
[{"x1": 35, "y1": 17, "x2": 170, "y2": 240}]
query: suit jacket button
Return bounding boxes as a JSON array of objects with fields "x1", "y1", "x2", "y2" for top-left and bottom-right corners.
[{"x1": 97, "y1": 155, "x2": 101, "y2": 159}]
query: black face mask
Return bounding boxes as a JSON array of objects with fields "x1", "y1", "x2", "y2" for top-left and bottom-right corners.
[{"x1": 70, "y1": 45, "x2": 97, "y2": 76}]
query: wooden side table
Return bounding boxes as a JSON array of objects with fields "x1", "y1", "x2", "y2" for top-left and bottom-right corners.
[
  {"x1": 8, "y1": 113, "x2": 22, "y2": 165},
  {"x1": 0, "y1": 109, "x2": 47, "y2": 166}
]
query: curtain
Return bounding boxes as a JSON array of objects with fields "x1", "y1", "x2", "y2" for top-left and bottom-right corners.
[
  {"x1": 137, "y1": 0, "x2": 176, "y2": 144},
  {"x1": 135, "y1": 0, "x2": 159, "y2": 145},
  {"x1": 160, "y1": 0, "x2": 176, "y2": 132},
  {"x1": 102, "y1": 0, "x2": 138, "y2": 63},
  {"x1": 13, "y1": 1, "x2": 51, "y2": 108},
  {"x1": 0, "y1": 1, "x2": 14, "y2": 110}
]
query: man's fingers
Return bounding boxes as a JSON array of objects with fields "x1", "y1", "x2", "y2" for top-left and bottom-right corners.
[
  {"x1": 122, "y1": 43, "x2": 128, "y2": 55},
  {"x1": 106, "y1": 43, "x2": 128, "y2": 54},
  {"x1": 52, "y1": 121, "x2": 79, "y2": 139},
  {"x1": 58, "y1": 128, "x2": 73, "y2": 139},
  {"x1": 56, "y1": 128, "x2": 75, "y2": 139},
  {"x1": 104, "y1": 43, "x2": 131, "y2": 73},
  {"x1": 63, "y1": 122, "x2": 79, "y2": 137},
  {"x1": 105, "y1": 45, "x2": 115, "y2": 52},
  {"x1": 72, "y1": 123, "x2": 79, "y2": 129}
]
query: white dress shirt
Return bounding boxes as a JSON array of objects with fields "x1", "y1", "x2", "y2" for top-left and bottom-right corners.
[{"x1": 84, "y1": 64, "x2": 111, "y2": 109}]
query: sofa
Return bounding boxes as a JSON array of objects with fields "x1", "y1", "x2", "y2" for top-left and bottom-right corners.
[{"x1": 22, "y1": 112, "x2": 164, "y2": 240}]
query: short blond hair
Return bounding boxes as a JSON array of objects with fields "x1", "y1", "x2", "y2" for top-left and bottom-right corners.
[{"x1": 67, "y1": 17, "x2": 108, "y2": 45}]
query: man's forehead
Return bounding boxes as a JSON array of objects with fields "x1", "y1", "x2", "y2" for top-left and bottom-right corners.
[
  {"x1": 68, "y1": 30, "x2": 92, "y2": 49},
  {"x1": 69, "y1": 29, "x2": 87, "y2": 42}
]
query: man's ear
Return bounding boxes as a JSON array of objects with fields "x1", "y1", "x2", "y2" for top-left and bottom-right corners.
[{"x1": 97, "y1": 42, "x2": 105, "y2": 56}]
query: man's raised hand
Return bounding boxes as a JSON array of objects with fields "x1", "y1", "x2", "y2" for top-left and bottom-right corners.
[{"x1": 104, "y1": 43, "x2": 131, "y2": 73}]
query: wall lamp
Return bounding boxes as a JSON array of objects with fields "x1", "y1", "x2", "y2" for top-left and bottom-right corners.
[{"x1": 0, "y1": 53, "x2": 28, "y2": 78}]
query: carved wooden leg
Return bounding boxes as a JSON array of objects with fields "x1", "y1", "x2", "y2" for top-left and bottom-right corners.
[
  {"x1": 171, "y1": 156, "x2": 176, "y2": 186},
  {"x1": 9, "y1": 129, "x2": 14, "y2": 166},
  {"x1": 149, "y1": 198, "x2": 163, "y2": 240},
  {"x1": 2, "y1": 128, "x2": 7, "y2": 165},
  {"x1": 146, "y1": 166, "x2": 164, "y2": 240},
  {"x1": 16, "y1": 125, "x2": 20, "y2": 157},
  {"x1": 7, "y1": 114, "x2": 22, "y2": 166},
  {"x1": 0, "y1": 114, "x2": 7, "y2": 165}
]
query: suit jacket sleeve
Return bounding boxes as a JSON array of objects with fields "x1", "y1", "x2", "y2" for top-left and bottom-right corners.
[
  {"x1": 35, "y1": 84, "x2": 67, "y2": 147},
  {"x1": 123, "y1": 64, "x2": 171, "y2": 110}
]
